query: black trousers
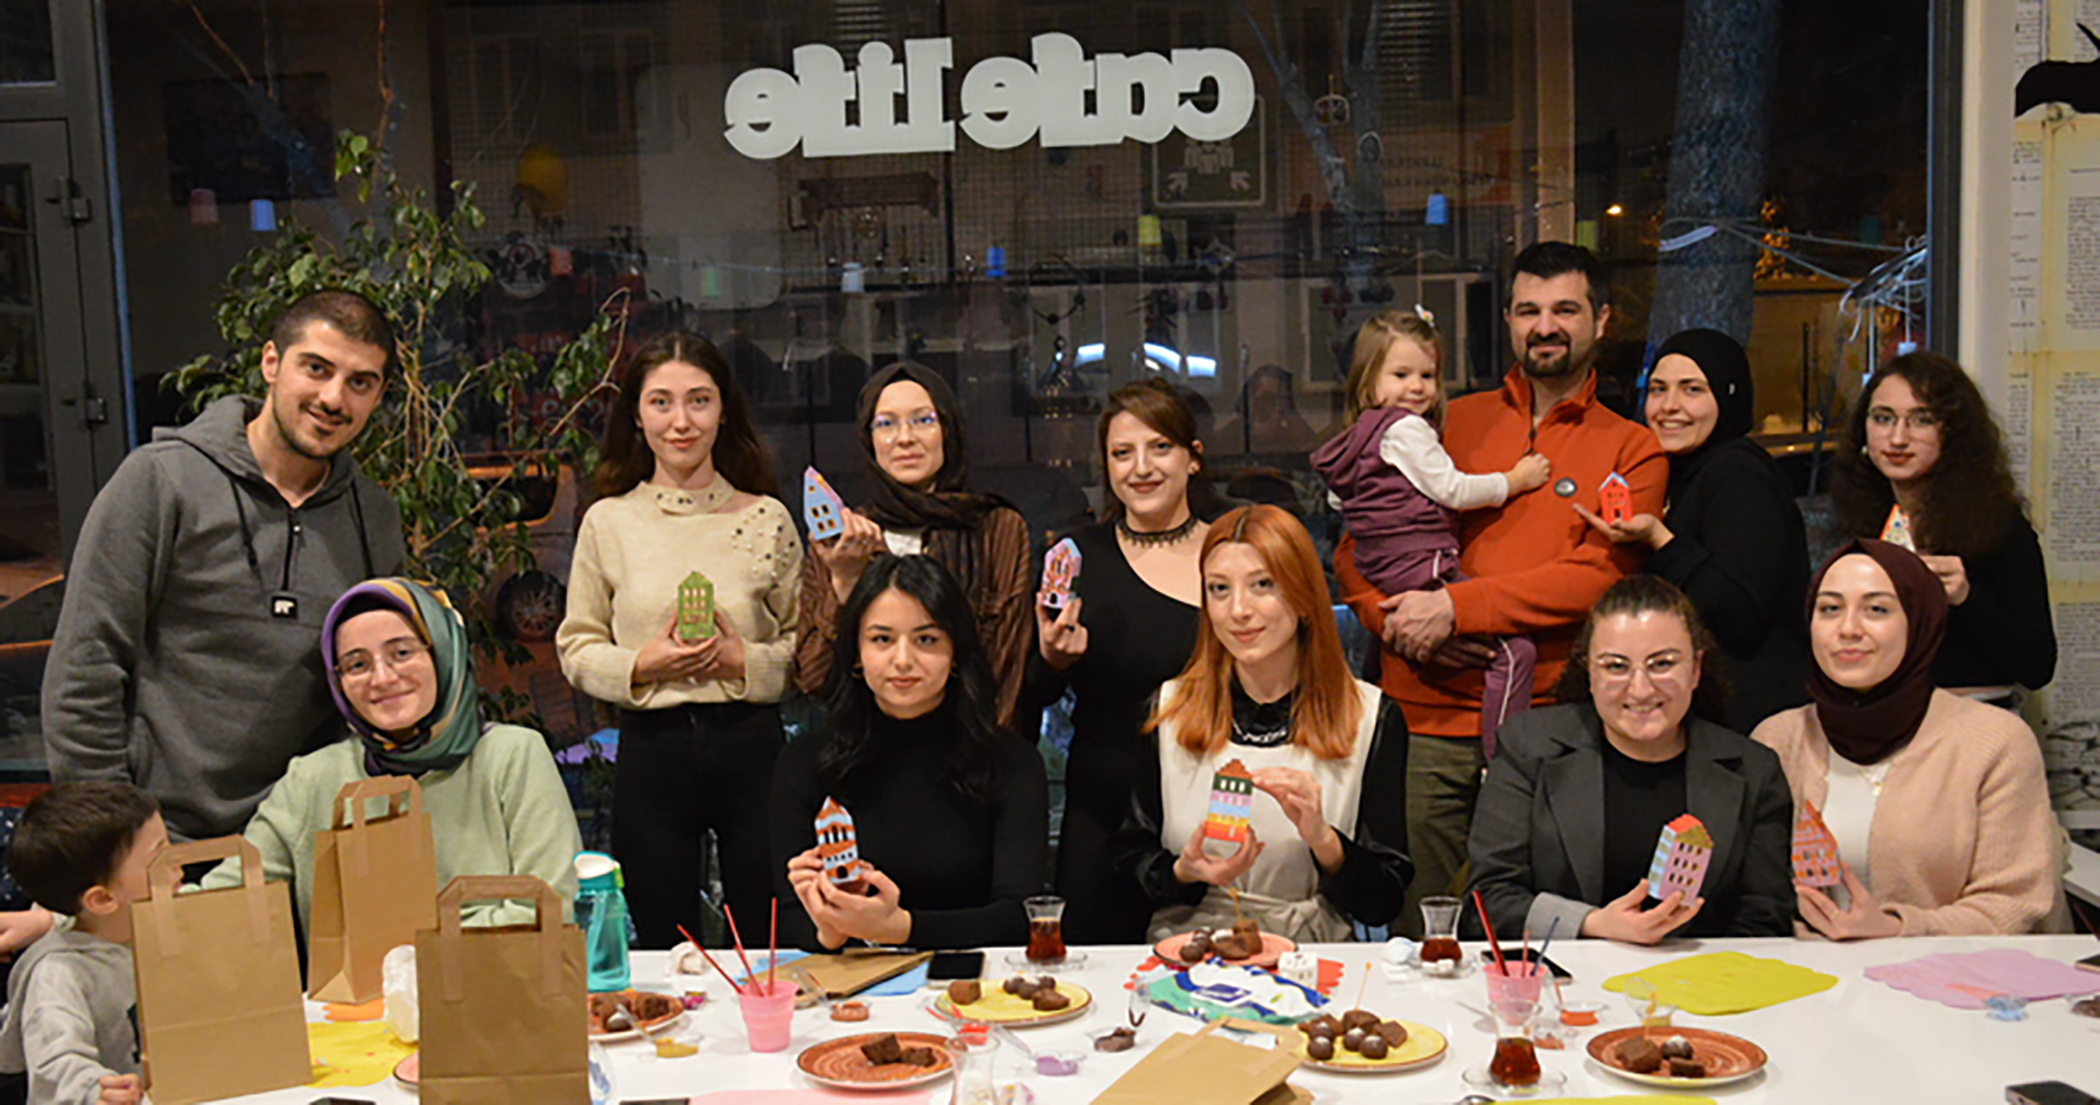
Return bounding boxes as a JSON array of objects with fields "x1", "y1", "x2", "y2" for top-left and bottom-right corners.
[{"x1": 615, "y1": 701, "x2": 783, "y2": 949}]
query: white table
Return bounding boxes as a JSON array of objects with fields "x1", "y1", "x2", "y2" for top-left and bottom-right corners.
[{"x1": 218, "y1": 936, "x2": 2100, "y2": 1102}]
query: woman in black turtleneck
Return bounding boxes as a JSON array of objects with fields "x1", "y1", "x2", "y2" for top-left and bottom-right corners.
[
  {"x1": 1577, "y1": 329, "x2": 1810, "y2": 733},
  {"x1": 771, "y1": 554, "x2": 1047, "y2": 950}
]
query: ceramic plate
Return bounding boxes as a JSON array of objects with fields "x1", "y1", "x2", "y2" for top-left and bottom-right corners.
[
  {"x1": 937, "y1": 980, "x2": 1093, "y2": 1026},
  {"x1": 392, "y1": 1052, "x2": 419, "y2": 1090},
  {"x1": 1287, "y1": 1020, "x2": 1447, "y2": 1074},
  {"x1": 798, "y1": 1031, "x2": 956, "y2": 1091},
  {"x1": 588, "y1": 990, "x2": 687, "y2": 1041},
  {"x1": 1588, "y1": 1026, "x2": 1768, "y2": 1088},
  {"x1": 1154, "y1": 931, "x2": 1297, "y2": 969}
]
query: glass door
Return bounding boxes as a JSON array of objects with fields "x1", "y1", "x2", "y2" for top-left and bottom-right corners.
[{"x1": 0, "y1": 119, "x2": 87, "y2": 771}]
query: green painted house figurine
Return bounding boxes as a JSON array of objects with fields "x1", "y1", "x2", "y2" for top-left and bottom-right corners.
[{"x1": 677, "y1": 571, "x2": 716, "y2": 641}]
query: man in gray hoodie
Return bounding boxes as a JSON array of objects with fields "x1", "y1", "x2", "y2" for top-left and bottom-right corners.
[{"x1": 40, "y1": 290, "x2": 405, "y2": 844}]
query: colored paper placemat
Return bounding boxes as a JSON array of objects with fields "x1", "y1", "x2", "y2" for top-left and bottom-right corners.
[
  {"x1": 306, "y1": 1020, "x2": 414, "y2": 1088},
  {"x1": 1862, "y1": 949, "x2": 2100, "y2": 1009},
  {"x1": 1603, "y1": 951, "x2": 1836, "y2": 1014}
]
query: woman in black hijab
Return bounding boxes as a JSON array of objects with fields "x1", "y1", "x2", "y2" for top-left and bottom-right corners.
[
  {"x1": 1577, "y1": 329, "x2": 1810, "y2": 732},
  {"x1": 794, "y1": 362, "x2": 1035, "y2": 727}
]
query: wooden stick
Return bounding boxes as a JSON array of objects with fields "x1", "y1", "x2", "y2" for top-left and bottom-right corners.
[
  {"x1": 1352, "y1": 961, "x2": 1371, "y2": 1011},
  {"x1": 723, "y1": 903, "x2": 759, "y2": 986},
  {"x1": 678, "y1": 923, "x2": 747, "y2": 996}
]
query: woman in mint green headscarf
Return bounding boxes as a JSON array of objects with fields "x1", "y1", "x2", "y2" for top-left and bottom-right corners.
[{"x1": 202, "y1": 578, "x2": 582, "y2": 930}]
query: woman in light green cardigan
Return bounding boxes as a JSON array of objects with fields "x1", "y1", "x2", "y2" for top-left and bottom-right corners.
[{"x1": 203, "y1": 578, "x2": 581, "y2": 930}]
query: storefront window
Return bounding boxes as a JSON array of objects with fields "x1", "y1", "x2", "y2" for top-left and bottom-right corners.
[
  {"x1": 0, "y1": 0, "x2": 55, "y2": 85},
  {"x1": 100, "y1": 0, "x2": 1931, "y2": 747}
]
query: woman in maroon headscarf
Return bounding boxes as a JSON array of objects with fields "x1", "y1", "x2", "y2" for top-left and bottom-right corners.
[{"x1": 1751, "y1": 539, "x2": 2066, "y2": 937}]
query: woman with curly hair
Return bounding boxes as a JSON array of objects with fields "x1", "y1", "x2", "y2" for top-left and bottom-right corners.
[{"x1": 1831, "y1": 352, "x2": 2054, "y2": 700}]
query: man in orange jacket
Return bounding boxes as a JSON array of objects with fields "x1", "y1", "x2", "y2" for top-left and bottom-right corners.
[{"x1": 1337, "y1": 242, "x2": 1665, "y2": 933}]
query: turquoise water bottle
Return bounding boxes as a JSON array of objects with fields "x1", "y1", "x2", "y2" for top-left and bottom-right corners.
[{"x1": 574, "y1": 851, "x2": 631, "y2": 993}]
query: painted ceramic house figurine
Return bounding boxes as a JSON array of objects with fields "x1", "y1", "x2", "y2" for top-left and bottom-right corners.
[
  {"x1": 1205, "y1": 758, "x2": 1256, "y2": 845},
  {"x1": 1041, "y1": 538, "x2": 1082, "y2": 610},
  {"x1": 804, "y1": 467, "x2": 846, "y2": 541},
  {"x1": 1646, "y1": 813, "x2": 1712, "y2": 902},
  {"x1": 1599, "y1": 472, "x2": 1634, "y2": 525},
  {"x1": 814, "y1": 796, "x2": 864, "y2": 889},
  {"x1": 676, "y1": 571, "x2": 716, "y2": 641},
  {"x1": 1791, "y1": 800, "x2": 1842, "y2": 888},
  {"x1": 1880, "y1": 503, "x2": 1916, "y2": 551}
]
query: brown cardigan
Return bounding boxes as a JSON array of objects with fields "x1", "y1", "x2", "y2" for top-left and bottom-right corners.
[
  {"x1": 1751, "y1": 690, "x2": 2067, "y2": 936},
  {"x1": 792, "y1": 506, "x2": 1034, "y2": 728}
]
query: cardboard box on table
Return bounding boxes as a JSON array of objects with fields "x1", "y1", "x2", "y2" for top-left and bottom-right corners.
[
  {"x1": 131, "y1": 836, "x2": 312, "y2": 1105},
  {"x1": 309, "y1": 775, "x2": 438, "y2": 1003},
  {"x1": 416, "y1": 875, "x2": 587, "y2": 1105}
]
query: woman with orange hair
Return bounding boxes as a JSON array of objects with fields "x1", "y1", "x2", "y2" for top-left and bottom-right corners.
[{"x1": 1115, "y1": 505, "x2": 1413, "y2": 942}]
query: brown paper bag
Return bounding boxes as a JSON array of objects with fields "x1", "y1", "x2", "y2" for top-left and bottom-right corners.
[
  {"x1": 415, "y1": 875, "x2": 587, "y2": 1105},
  {"x1": 132, "y1": 836, "x2": 312, "y2": 1105},
  {"x1": 1093, "y1": 1028, "x2": 1305, "y2": 1105},
  {"x1": 309, "y1": 775, "x2": 439, "y2": 1003}
]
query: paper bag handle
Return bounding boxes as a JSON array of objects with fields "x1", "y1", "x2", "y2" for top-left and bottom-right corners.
[
  {"x1": 331, "y1": 774, "x2": 423, "y2": 830},
  {"x1": 434, "y1": 875, "x2": 567, "y2": 1002},
  {"x1": 143, "y1": 835, "x2": 273, "y2": 958}
]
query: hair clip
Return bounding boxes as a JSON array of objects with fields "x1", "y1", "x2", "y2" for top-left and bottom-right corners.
[{"x1": 1413, "y1": 304, "x2": 1436, "y2": 326}]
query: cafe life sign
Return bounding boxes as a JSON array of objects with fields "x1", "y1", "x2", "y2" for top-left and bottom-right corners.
[{"x1": 724, "y1": 33, "x2": 1256, "y2": 159}]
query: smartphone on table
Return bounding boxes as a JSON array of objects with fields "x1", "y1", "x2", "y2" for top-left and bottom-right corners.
[{"x1": 928, "y1": 949, "x2": 986, "y2": 981}]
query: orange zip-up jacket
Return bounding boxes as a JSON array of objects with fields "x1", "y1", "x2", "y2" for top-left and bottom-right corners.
[{"x1": 1337, "y1": 367, "x2": 1667, "y2": 738}]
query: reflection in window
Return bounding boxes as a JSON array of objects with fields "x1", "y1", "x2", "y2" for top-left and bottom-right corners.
[{"x1": 1, "y1": 0, "x2": 56, "y2": 84}]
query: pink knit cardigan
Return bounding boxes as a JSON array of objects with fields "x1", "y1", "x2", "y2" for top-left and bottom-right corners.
[{"x1": 1751, "y1": 690, "x2": 2067, "y2": 936}]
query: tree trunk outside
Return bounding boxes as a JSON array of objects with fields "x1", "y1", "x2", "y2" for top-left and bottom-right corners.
[{"x1": 1648, "y1": 0, "x2": 1782, "y2": 346}]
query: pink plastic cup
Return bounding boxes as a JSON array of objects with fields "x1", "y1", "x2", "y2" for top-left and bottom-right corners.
[
  {"x1": 1484, "y1": 960, "x2": 1545, "y2": 1007},
  {"x1": 737, "y1": 979, "x2": 797, "y2": 1052}
]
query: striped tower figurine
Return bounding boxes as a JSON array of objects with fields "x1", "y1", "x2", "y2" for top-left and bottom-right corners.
[
  {"x1": 814, "y1": 796, "x2": 865, "y2": 890},
  {"x1": 1204, "y1": 758, "x2": 1256, "y2": 845}
]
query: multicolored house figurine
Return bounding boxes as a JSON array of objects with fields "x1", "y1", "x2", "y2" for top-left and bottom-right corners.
[
  {"x1": 1204, "y1": 758, "x2": 1256, "y2": 845},
  {"x1": 804, "y1": 467, "x2": 846, "y2": 541},
  {"x1": 1041, "y1": 538, "x2": 1082, "y2": 610},
  {"x1": 814, "y1": 797, "x2": 864, "y2": 888},
  {"x1": 1791, "y1": 800, "x2": 1843, "y2": 888},
  {"x1": 1599, "y1": 472, "x2": 1635, "y2": 525},
  {"x1": 1646, "y1": 813, "x2": 1713, "y2": 902},
  {"x1": 1880, "y1": 504, "x2": 1917, "y2": 551},
  {"x1": 676, "y1": 571, "x2": 716, "y2": 641}
]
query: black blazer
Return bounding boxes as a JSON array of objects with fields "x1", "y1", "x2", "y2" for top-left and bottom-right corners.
[{"x1": 1467, "y1": 703, "x2": 1795, "y2": 940}]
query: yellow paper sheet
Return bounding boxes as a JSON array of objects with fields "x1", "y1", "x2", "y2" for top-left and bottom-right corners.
[
  {"x1": 1603, "y1": 951, "x2": 1837, "y2": 1015},
  {"x1": 305, "y1": 1020, "x2": 415, "y2": 1088}
]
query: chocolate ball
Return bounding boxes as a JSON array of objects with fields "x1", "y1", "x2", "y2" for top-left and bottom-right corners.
[
  {"x1": 1307, "y1": 1036, "x2": 1336, "y2": 1061},
  {"x1": 1341, "y1": 1027, "x2": 1366, "y2": 1052},
  {"x1": 1358, "y1": 1034, "x2": 1390, "y2": 1060}
]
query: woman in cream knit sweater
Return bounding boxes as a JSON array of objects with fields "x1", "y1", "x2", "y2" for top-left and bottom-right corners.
[{"x1": 1752, "y1": 538, "x2": 2064, "y2": 937}]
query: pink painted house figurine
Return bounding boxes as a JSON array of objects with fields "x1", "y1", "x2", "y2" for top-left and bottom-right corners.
[
  {"x1": 1791, "y1": 800, "x2": 1843, "y2": 888},
  {"x1": 804, "y1": 466, "x2": 846, "y2": 541},
  {"x1": 1205, "y1": 758, "x2": 1256, "y2": 845},
  {"x1": 1646, "y1": 813, "x2": 1712, "y2": 902},
  {"x1": 1041, "y1": 538, "x2": 1082, "y2": 610},
  {"x1": 1599, "y1": 471, "x2": 1635, "y2": 525}
]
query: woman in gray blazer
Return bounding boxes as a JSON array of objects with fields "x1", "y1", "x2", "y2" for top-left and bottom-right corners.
[{"x1": 1467, "y1": 576, "x2": 1795, "y2": 943}]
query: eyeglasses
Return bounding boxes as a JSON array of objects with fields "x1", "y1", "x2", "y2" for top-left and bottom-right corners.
[
  {"x1": 1866, "y1": 407, "x2": 1940, "y2": 433},
  {"x1": 336, "y1": 638, "x2": 430, "y2": 681},
  {"x1": 870, "y1": 411, "x2": 939, "y2": 441},
  {"x1": 1590, "y1": 654, "x2": 1690, "y2": 685}
]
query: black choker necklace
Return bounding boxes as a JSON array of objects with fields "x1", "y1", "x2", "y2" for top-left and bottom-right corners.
[{"x1": 1118, "y1": 513, "x2": 1198, "y2": 547}]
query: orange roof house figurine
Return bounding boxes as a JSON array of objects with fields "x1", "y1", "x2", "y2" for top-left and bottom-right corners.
[
  {"x1": 815, "y1": 796, "x2": 865, "y2": 890},
  {"x1": 1879, "y1": 503, "x2": 1917, "y2": 551},
  {"x1": 1204, "y1": 759, "x2": 1256, "y2": 845},
  {"x1": 1646, "y1": 813, "x2": 1712, "y2": 902},
  {"x1": 676, "y1": 571, "x2": 715, "y2": 641},
  {"x1": 1041, "y1": 538, "x2": 1081, "y2": 610},
  {"x1": 1599, "y1": 471, "x2": 1635, "y2": 525},
  {"x1": 1791, "y1": 800, "x2": 1842, "y2": 888}
]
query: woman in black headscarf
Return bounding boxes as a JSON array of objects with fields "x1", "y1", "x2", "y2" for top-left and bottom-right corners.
[
  {"x1": 1752, "y1": 539, "x2": 2065, "y2": 937},
  {"x1": 1577, "y1": 329, "x2": 1810, "y2": 732},
  {"x1": 794, "y1": 362, "x2": 1035, "y2": 727}
]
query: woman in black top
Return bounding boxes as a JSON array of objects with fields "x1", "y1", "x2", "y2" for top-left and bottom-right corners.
[
  {"x1": 1467, "y1": 576, "x2": 1794, "y2": 943},
  {"x1": 772, "y1": 554, "x2": 1048, "y2": 950},
  {"x1": 1831, "y1": 351, "x2": 2054, "y2": 699},
  {"x1": 1577, "y1": 329, "x2": 1810, "y2": 731},
  {"x1": 1025, "y1": 380, "x2": 1224, "y2": 943}
]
